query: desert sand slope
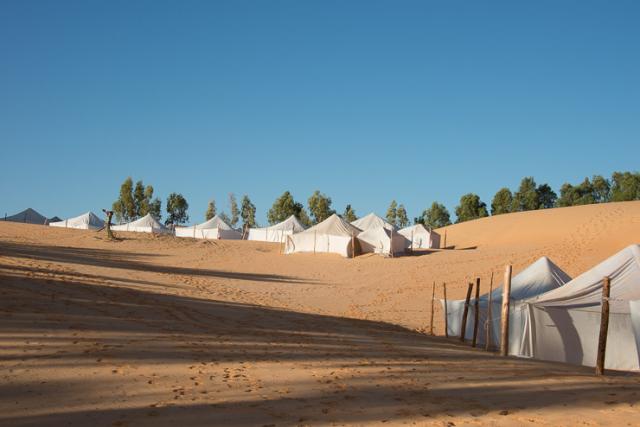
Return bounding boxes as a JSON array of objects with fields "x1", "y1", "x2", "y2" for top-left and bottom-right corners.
[{"x1": 1, "y1": 201, "x2": 640, "y2": 426}]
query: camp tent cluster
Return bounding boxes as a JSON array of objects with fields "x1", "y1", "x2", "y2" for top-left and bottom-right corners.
[
  {"x1": 442, "y1": 244, "x2": 640, "y2": 372},
  {"x1": 49, "y1": 212, "x2": 105, "y2": 230},
  {"x1": 32, "y1": 208, "x2": 441, "y2": 256},
  {"x1": 2, "y1": 208, "x2": 58, "y2": 225},
  {"x1": 284, "y1": 212, "x2": 441, "y2": 258},
  {"x1": 175, "y1": 215, "x2": 242, "y2": 240},
  {"x1": 247, "y1": 215, "x2": 305, "y2": 243}
]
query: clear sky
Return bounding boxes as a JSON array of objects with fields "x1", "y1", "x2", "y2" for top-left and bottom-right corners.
[{"x1": 1, "y1": 1, "x2": 639, "y2": 225}]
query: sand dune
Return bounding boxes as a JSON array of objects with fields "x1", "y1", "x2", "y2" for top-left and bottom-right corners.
[{"x1": 1, "y1": 201, "x2": 640, "y2": 426}]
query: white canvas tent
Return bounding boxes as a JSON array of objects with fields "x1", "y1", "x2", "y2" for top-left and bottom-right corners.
[
  {"x1": 175, "y1": 215, "x2": 241, "y2": 240},
  {"x1": 512, "y1": 244, "x2": 640, "y2": 371},
  {"x1": 3, "y1": 208, "x2": 50, "y2": 225},
  {"x1": 442, "y1": 257, "x2": 571, "y2": 348},
  {"x1": 398, "y1": 224, "x2": 441, "y2": 249},
  {"x1": 111, "y1": 213, "x2": 171, "y2": 234},
  {"x1": 49, "y1": 211, "x2": 104, "y2": 230},
  {"x1": 247, "y1": 215, "x2": 305, "y2": 243},
  {"x1": 285, "y1": 213, "x2": 361, "y2": 258},
  {"x1": 357, "y1": 226, "x2": 406, "y2": 256},
  {"x1": 351, "y1": 213, "x2": 395, "y2": 231}
]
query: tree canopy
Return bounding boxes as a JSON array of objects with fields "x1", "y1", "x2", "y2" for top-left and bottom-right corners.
[
  {"x1": 396, "y1": 204, "x2": 409, "y2": 228},
  {"x1": 455, "y1": 193, "x2": 488, "y2": 223},
  {"x1": 417, "y1": 202, "x2": 451, "y2": 229},
  {"x1": 307, "y1": 190, "x2": 335, "y2": 224},
  {"x1": 268, "y1": 191, "x2": 310, "y2": 226},
  {"x1": 386, "y1": 200, "x2": 398, "y2": 227},
  {"x1": 229, "y1": 193, "x2": 240, "y2": 227},
  {"x1": 240, "y1": 195, "x2": 257, "y2": 228},
  {"x1": 112, "y1": 177, "x2": 161, "y2": 222},
  {"x1": 342, "y1": 204, "x2": 357, "y2": 222},
  {"x1": 491, "y1": 188, "x2": 513, "y2": 215},
  {"x1": 165, "y1": 193, "x2": 189, "y2": 226},
  {"x1": 205, "y1": 200, "x2": 216, "y2": 220}
]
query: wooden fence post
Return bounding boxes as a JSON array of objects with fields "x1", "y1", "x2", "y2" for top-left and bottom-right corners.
[
  {"x1": 443, "y1": 282, "x2": 449, "y2": 338},
  {"x1": 460, "y1": 282, "x2": 474, "y2": 342},
  {"x1": 429, "y1": 280, "x2": 436, "y2": 335},
  {"x1": 485, "y1": 272, "x2": 494, "y2": 351},
  {"x1": 472, "y1": 277, "x2": 481, "y2": 347},
  {"x1": 500, "y1": 265, "x2": 512, "y2": 356},
  {"x1": 596, "y1": 276, "x2": 611, "y2": 376}
]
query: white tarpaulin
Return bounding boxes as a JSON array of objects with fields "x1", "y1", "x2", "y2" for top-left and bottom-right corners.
[
  {"x1": 357, "y1": 225, "x2": 406, "y2": 256},
  {"x1": 247, "y1": 215, "x2": 305, "y2": 243},
  {"x1": 442, "y1": 257, "x2": 571, "y2": 348},
  {"x1": 111, "y1": 214, "x2": 171, "y2": 234},
  {"x1": 285, "y1": 213, "x2": 361, "y2": 258},
  {"x1": 512, "y1": 244, "x2": 640, "y2": 371},
  {"x1": 49, "y1": 211, "x2": 104, "y2": 230},
  {"x1": 351, "y1": 213, "x2": 395, "y2": 231},
  {"x1": 175, "y1": 215, "x2": 241, "y2": 240},
  {"x1": 3, "y1": 208, "x2": 50, "y2": 225},
  {"x1": 398, "y1": 224, "x2": 441, "y2": 249}
]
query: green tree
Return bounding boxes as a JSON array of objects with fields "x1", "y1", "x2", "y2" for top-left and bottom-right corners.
[
  {"x1": 112, "y1": 177, "x2": 136, "y2": 223},
  {"x1": 417, "y1": 202, "x2": 452, "y2": 229},
  {"x1": 205, "y1": 200, "x2": 216, "y2": 220},
  {"x1": 557, "y1": 178, "x2": 596, "y2": 207},
  {"x1": 307, "y1": 190, "x2": 335, "y2": 224},
  {"x1": 240, "y1": 195, "x2": 257, "y2": 228},
  {"x1": 491, "y1": 188, "x2": 513, "y2": 215},
  {"x1": 396, "y1": 204, "x2": 409, "y2": 228},
  {"x1": 592, "y1": 175, "x2": 611, "y2": 203},
  {"x1": 165, "y1": 193, "x2": 189, "y2": 226},
  {"x1": 148, "y1": 197, "x2": 162, "y2": 221},
  {"x1": 455, "y1": 193, "x2": 488, "y2": 223},
  {"x1": 140, "y1": 184, "x2": 158, "y2": 217},
  {"x1": 386, "y1": 200, "x2": 398, "y2": 227},
  {"x1": 342, "y1": 204, "x2": 357, "y2": 222},
  {"x1": 218, "y1": 211, "x2": 232, "y2": 225},
  {"x1": 268, "y1": 191, "x2": 310, "y2": 226},
  {"x1": 611, "y1": 171, "x2": 640, "y2": 202},
  {"x1": 536, "y1": 183, "x2": 557, "y2": 209},
  {"x1": 557, "y1": 183, "x2": 577, "y2": 207},
  {"x1": 512, "y1": 177, "x2": 539, "y2": 211},
  {"x1": 229, "y1": 193, "x2": 240, "y2": 227},
  {"x1": 133, "y1": 180, "x2": 146, "y2": 218}
]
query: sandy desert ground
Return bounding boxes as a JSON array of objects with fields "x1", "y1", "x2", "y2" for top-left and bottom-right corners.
[{"x1": 2, "y1": 201, "x2": 640, "y2": 426}]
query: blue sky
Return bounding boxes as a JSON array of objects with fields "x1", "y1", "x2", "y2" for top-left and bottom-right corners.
[{"x1": 1, "y1": 1, "x2": 639, "y2": 225}]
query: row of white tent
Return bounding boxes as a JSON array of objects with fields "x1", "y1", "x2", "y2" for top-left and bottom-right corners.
[
  {"x1": 48, "y1": 211, "x2": 440, "y2": 256},
  {"x1": 442, "y1": 244, "x2": 640, "y2": 371}
]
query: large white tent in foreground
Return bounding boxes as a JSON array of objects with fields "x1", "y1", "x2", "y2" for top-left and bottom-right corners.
[
  {"x1": 356, "y1": 225, "x2": 406, "y2": 256},
  {"x1": 442, "y1": 256, "x2": 571, "y2": 347},
  {"x1": 351, "y1": 213, "x2": 395, "y2": 231},
  {"x1": 247, "y1": 215, "x2": 305, "y2": 243},
  {"x1": 398, "y1": 224, "x2": 441, "y2": 249},
  {"x1": 111, "y1": 214, "x2": 171, "y2": 234},
  {"x1": 285, "y1": 214, "x2": 361, "y2": 258},
  {"x1": 49, "y1": 212, "x2": 104, "y2": 230},
  {"x1": 175, "y1": 215, "x2": 241, "y2": 240},
  {"x1": 512, "y1": 244, "x2": 640, "y2": 371}
]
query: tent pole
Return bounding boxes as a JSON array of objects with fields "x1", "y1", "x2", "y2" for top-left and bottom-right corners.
[
  {"x1": 313, "y1": 230, "x2": 316, "y2": 254},
  {"x1": 443, "y1": 282, "x2": 449, "y2": 338},
  {"x1": 460, "y1": 282, "x2": 474, "y2": 342},
  {"x1": 472, "y1": 277, "x2": 481, "y2": 347},
  {"x1": 485, "y1": 272, "x2": 494, "y2": 351},
  {"x1": 429, "y1": 280, "x2": 436, "y2": 335},
  {"x1": 500, "y1": 265, "x2": 513, "y2": 356},
  {"x1": 596, "y1": 276, "x2": 611, "y2": 375}
]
